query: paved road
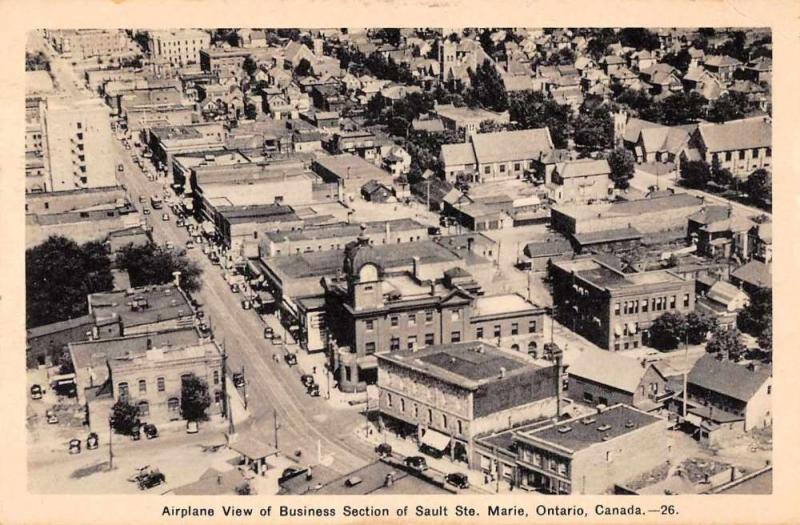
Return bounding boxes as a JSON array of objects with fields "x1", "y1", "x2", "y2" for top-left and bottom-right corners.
[
  {"x1": 27, "y1": 30, "x2": 91, "y2": 100},
  {"x1": 112, "y1": 139, "x2": 374, "y2": 476}
]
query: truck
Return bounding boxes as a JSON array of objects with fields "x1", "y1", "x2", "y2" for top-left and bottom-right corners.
[{"x1": 150, "y1": 195, "x2": 163, "y2": 210}]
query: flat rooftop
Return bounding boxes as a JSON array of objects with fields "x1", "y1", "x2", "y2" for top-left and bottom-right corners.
[
  {"x1": 88, "y1": 283, "x2": 192, "y2": 327},
  {"x1": 517, "y1": 404, "x2": 663, "y2": 453},
  {"x1": 378, "y1": 341, "x2": 541, "y2": 390},
  {"x1": 265, "y1": 218, "x2": 425, "y2": 243},
  {"x1": 472, "y1": 293, "x2": 539, "y2": 318},
  {"x1": 313, "y1": 154, "x2": 390, "y2": 181},
  {"x1": 554, "y1": 258, "x2": 686, "y2": 290},
  {"x1": 553, "y1": 193, "x2": 703, "y2": 220}
]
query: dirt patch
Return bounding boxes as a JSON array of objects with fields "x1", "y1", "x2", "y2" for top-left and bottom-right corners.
[
  {"x1": 625, "y1": 462, "x2": 671, "y2": 491},
  {"x1": 70, "y1": 461, "x2": 113, "y2": 479}
]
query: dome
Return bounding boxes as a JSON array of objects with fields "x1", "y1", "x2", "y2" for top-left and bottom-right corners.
[{"x1": 342, "y1": 225, "x2": 383, "y2": 280}]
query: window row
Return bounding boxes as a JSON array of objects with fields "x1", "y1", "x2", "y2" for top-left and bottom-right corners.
[
  {"x1": 117, "y1": 371, "x2": 219, "y2": 399},
  {"x1": 385, "y1": 393, "x2": 464, "y2": 435}
]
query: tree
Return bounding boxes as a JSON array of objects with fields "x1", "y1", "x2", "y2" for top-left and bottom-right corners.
[
  {"x1": 375, "y1": 28, "x2": 402, "y2": 47},
  {"x1": 110, "y1": 400, "x2": 140, "y2": 435},
  {"x1": 466, "y1": 59, "x2": 508, "y2": 112},
  {"x1": 619, "y1": 28, "x2": 661, "y2": 50},
  {"x1": 606, "y1": 147, "x2": 635, "y2": 189},
  {"x1": 706, "y1": 92, "x2": 751, "y2": 123},
  {"x1": 661, "y1": 49, "x2": 692, "y2": 74},
  {"x1": 294, "y1": 58, "x2": 312, "y2": 77},
  {"x1": 508, "y1": 90, "x2": 571, "y2": 148},
  {"x1": 649, "y1": 312, "x2": 687, "y2": 350},
  {"x1": 242, "y1": 56, "x2": 258, "y2": 78},
  {"x1": 679, "y1": 160, "x2": 711, "y2": 189},
  {"x1": 757, "y1": 318, "x2": 772, "y2": 352},
  {"x1": 26, "y1": 236, "x2": 114, "y2": 328},
  {"x1": 244, "y1": 102, "x2": 258, "y2": 120},
  {"x1": 181, "y1": 374, "x2": 211, "y2": 422},
  {"x1": 737, "y1": 288, "x2": 772, "y2": 337},
  {"x1": 743, "y1": 168, "x2": 772, "y2": 208},
  {"x1": 574, "y1": 101, "x2": 613, "y2": 151},
  {"x1": 118, "y1": 242, "x2": 202, "y2": 293},
  {"x1": 686, "y1": 312, "x2": 719, "y2": 345},
  {"x1": 660, "y1": 92, "x2": 707, "y2": 125},
  {"x1": 706, "y1": 326, "x2": 746, "y2": 361}
]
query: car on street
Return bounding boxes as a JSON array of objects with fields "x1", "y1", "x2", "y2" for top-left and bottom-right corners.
[
  {"x1": 300, "y1": 374, "x2": 315, "y2": 388},
  {"x1": 185, "y1": 240, "x2": 195, "y2": 249},
  {"x1": 307, "y1": 384, "x2": 320, "y2": 397},
  {"x1": 271, "y1": 333, "x2": 283, "y2": 345},
  {"x1": 138, "y1": 195, "x2": 146, "y2": 203},
  {"x1": 403, "y1": 456, "x2": 428, "y2": 472},
  {"x1": 165, "y1": 240, "x2": 174, "y2": 250},
  {"x1": 232, "y1": 373, "x2": 245, "y2": 388},
  {"x1": 241, "y1": 299, "x2": 252, "y2": 310},
  {"x1": 375, "y1": 443, "x2": 392, "y2": 456},
  {"x1": 142, "y1": 207, "x2": 150, "y2": 215},
  {"x1": 162, "y1": 213, "x2": 170, "y2": 221},
  {"x1": 30, "y1": 384, "x2": 43, "y2": 400},
  {"x1": 445, "y1": 472, "x2": 470, "y2": 489},
  {"x1": 86, "y1": 432, "x2": 99, "y2": 450},
  {"x1": 284, "y1": 352, "x2": 297, "y2": 366},
  {"x1": 143, "y1": 423, "x2": 159, "y2": 439},
  {"x1": 427, "y1": 226, "x2": 441, "y2": 236},
  {"x1": 117, "y1": 163, "x2": 124, "y2": 172},
  {"x1": 186, "y1": 421, "x2": 199, "y2": 434},
  {"x1": 46, "y1": 409, "x2": 58, "y2": 424},
  {"x1": 68, "y1": 438, "x2": 81, "y2": 454},
  {"x1": 263, "y1": 327, "x2": 274, "y2": 339}
]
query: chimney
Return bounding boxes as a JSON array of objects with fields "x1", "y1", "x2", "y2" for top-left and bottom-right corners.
[
  {"x1": 217, "y1": 475, "x2": 222, "y2": 485},
  {"x1": 412, "y1": 256, "x2": 420, "y2": 278},
  {"x1": 385, "y1": 221, "x2": 391, "y2": 244},
  {"x1": 499, "y1": 367, "x2": 506, "y2": 379},
  {"x1": 146, "y1": 338, "x2": 153, "y2": 350},
  {"x1": 467, "y1": 237, "x2": 474, "y2": 253}
]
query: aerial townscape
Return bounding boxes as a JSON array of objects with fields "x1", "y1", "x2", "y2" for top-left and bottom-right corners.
[{"x1": 25, "y1": 26, "x2": 772, "y2": 496}]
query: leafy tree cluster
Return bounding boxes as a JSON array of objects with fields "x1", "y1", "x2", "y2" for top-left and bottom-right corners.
[
  {"x1": 294, "y1": 57, "x2": 313, "y2": 77},
  {"x1": 374, "y1": 28, "x2": 403, "y2": 48},
  {"x1": 110, "y1": 399, "x2": 141, "y2": 435},
  {"x1": 25, "y1": 51, "x2": 50, "y2": 72},
  {"x1": 679, "y1": 160, "x2": 712, "y2": 189},
  {"x1": 26, "y1": 236, "x2": 114, "y2": 328},
  {"x1": 405, "y1": 128, "x2": 463, "y2": 183},
  {"x1": 573, "y1": 97, "x2": 614, "y2": 152},
  {"x1": 706, "y1": 326, "x2": 746, "y2": 361},
  {"x1": 649, "y1": 311, "x2": 719, "y2": 351},
  {"x1": 717, "y1": 31, "x2": 749, "y2": 62},
  {"x1": 706, "y1": 92, "x2": 755, "y2": 123},
  {"x1": 364, "y1": 52, "x2": 413, "y2": 83},
  {"x1": 465, "y1": 60, "x2": 508, "y2": 112},
  {"x1": 743, "y1": 169, "x2": 771, "y2": 209},
  {"x1": 508, "y1": 90, "x2": 572, "y2": 148},
  {"x1": 640, "y1": 91, "x2": 708, "y2": 126},
  {"x1": 619, "y1": 28, "x2": 661, "y2": 51},
  {"x1": 737, "y1": 288, "x2": 772, "y2": 351},
  {"x1": 118, "y1": 242, "x2": 202, "y2": 293},
  {"x1": 544, "y1": 47, "x2": 577, "y2": 66},
  {"x1": 606, "y1": 147, "x2": 635, "y2": 189},
  {"x1": 661, "y1": 49, "x2": 692, "y2": 74},
  {"x1": 366, "y1": 91, "x2": 435, "y2": 135},
  {"x1": 181, "y1": 374, "x2": 211, "y2": 422}
]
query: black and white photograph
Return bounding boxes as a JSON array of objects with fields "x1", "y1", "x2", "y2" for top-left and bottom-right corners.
[{"x1": 12, "y1": 14, "x2": 785, "y2": 513}]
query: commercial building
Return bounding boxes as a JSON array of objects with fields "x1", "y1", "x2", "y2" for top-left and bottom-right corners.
[
  {"x1": 434, "y1": 103, "x2": 510, "y2": 136},
  {"x1": 683, "y1": 117, "x2": 771, "y2": 178},
  {"x1": 25, "y1": 94, "x2": 50, "y2": 193},
  {"x1": 25, "y1": 186, "x2": 137, "y2": 247},
  {"x1": 43, "y1": 98, "x2": 117, "y2": 192},
  {"x1": 260, "y1": 218, "x2": 429, "y2": 257},
  {"x1": 312, "y1": 153, "x2": 391, "y2": 198},
  {"x1": 47, "y1": 29, "x2": 131, "y2": 61},
  {"x1": 148, "y1": 29, "x2": 211, "y2": 67},
  {"x1": 26, "y1": 315, "x2": 93, "y2": 368},
  {"x1": 377, "y1": 341, "x2": 559, "y2": 466},
  {"x1": 513, "y1": 404, "x2": 670, "y2": 494},
  {"x1": 322, "y1": 233, "x2": 544, "y2": 391},
  {"x1": 148, "y1": 123, "x2": 228, "y2": 173},
  {"x1": 549, "y1": 258, "x2": 695, "y2": 350},
  {"x1": 546, "y1": 158, "x2": 612, "y2": 204},
  {"x1": 550, "y1": 192, "x2": 704, "y2": 237}
]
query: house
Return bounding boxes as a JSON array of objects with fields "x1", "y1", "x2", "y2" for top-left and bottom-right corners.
[
  {"x1": 683, "y1": 117, "x2": 772, "y2": 178},
  {"x1": 743, "y1": 57, "x2": 772, "y2": 83},
  {"x1": 730, "y1": 260, "x2": 771, "y2": 295},
  {"x1": 703, "y1": 55, "x2": 742, "y2": 82},
  {"x1": 440, "y1": 128, "x2": 554, "y2": 184},
  {"x1": 360, "y1": 180, "x2": 394, "y2": 202},
  {"x1": 748, "y1": 221, "x2": 772, "y2": 263},
  {"x1": 523, "y1": 238, "x2": 574, "y2": 271},
  {"x1": 687, "y1": 206, "x2": 754, "y2": 260},
  {"x1": 695, "y1": 279, "x2": 750, "y2": 329},
  {"x1": 568, "y1": 349, "x2": 672, "y2": 412},
  {"x1": 630, "y1": 50, "x2": 656, "y2": 71},
  {"x1": 601, "y1": 55, "x2": 626, "y2": 74},
  {"x1": 549, "y1": 257, "x2": 695, "y2": 351},
  {"x1": 513, "y1": 404, "x2": 671, "y2": 494},
  {"x1": 546, "y1": 158, "x2": 612, "y2": 204},
  {"x1": 639, "y1": 63, "x2": 682, "y2": 95},
  {"x1": 673, "y1": 355, "x2": 771, "y2": 445},
  {"x1": 380, "y1": 144, "x2": 411, "y2": 176},
  {"x1": 434, "y1": 103, "x2": 510, "y2": 136},
  {"x1": 377, "y1": 341, "x2": 559, "y2": 467}
]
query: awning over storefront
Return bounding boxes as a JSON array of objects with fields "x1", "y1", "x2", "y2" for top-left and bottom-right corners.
[
  {"x1": 684, "y1": 413, "x2": 704, "y2": 427},
  {"x1": 258, "y1": 291, "x2": 275, "y2": 304},
  {"x1": 356, "y1": 355, "x2": 378, "y2": 370},
  {"x1": 420, "y1": 429, "x2": 451, "y2": 451}
]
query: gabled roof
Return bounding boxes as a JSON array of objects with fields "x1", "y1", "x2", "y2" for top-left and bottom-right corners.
[
  {"x1": 568, "y1": 349, "x2": 663, "y2": 394},
  {"x1": 524, "y1": 238, "x2": 573, "y2": 258},
  {"x1": 707, "y1": 280, "x2": 748, "y2": 307},
  {"x1": 440, "y1": 142, "x2": 476, "y2": 166},
  {"x1": 688, "y1": 205, "x2": 731, "y2": 225},
  {"x1": 689, "y1": 354, "x2": 770, "y2": 402},
  {"x1": 698, "y1": 118, "x2": 771, "y2": 152},
  {"x1": 470, "y1": 128, "x2": 554, "y2": 164},
  {"x1": 731, "y1": 260, "x2": 772, "y2": 289},
  {"x1": 704, "y1": 55, "x2": 742, "y2": 68},
  {"x1": 554, "y1": 158, "x2": 611, "y2": 178},
  {"x1": 623, "y1": 117, "x2": 663, "y2": 144}
]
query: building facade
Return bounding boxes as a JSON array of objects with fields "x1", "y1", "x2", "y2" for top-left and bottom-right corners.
[{"x1": 148, "y1": 29, "x2": 211, "y2": 67}]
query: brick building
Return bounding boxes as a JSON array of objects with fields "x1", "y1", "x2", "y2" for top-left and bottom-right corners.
[
  {"x1": 323, "y1": 233, "x2": 545, "y2": 391},
  {"x1": 549, "y1": 258, "x2": 695, "y2": 350},
  {"x1": 377, "y1": 341, "x2": 559, "y2": 467},
  {"x1": 513, "y1": 404, "x2": 670, "y2": 494}
]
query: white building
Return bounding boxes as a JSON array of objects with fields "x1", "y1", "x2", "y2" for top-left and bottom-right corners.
[
  {"x1": 148, "y1": 29, "x2": 210, "y2": 67},
  {"x1": 44, "y1": 98, "x2": 116, "y2": 191}
]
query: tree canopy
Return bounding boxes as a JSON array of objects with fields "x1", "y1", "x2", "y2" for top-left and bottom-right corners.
[
  {"x1": 181, "y1": 374, "x2": 211, "y2": 422},
  {"x1": 679, "y1": 160, "x2": 711, "y2": 189},
  {"x1": 649, "y1": 312, "x2": 687, "y2": 351},
  {"x1": 743, "y1": 169, "x2": 772, "y2": 209},
  {"x1": 508, "y1": 90, "x2": 571, "y2": 148},
  {"x1": 466, "y1": 60, "x2": 508, "y2": 112},
  {"x1": 26, "y1": 236, "x2": 114, "y2": 328},
  {"x1": 118, "y1": 242, "x2": 202, "y2": 293},
  {"x1": 606, "y1": 147, "x2": 635, "y2": 189},
  {"x1": 706, "y1": 326, "x2": 746, "y2": 361}
]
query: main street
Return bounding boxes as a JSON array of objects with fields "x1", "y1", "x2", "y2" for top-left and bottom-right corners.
[{"x1": 112, "y1": 137, "x2": 374, "y2": 475}]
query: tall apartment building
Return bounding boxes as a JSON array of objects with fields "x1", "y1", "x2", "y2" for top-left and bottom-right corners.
[
  {"x1": 25, "y1": 95, "x2": 49, "y2": 193},
  {"x1": 148, "y1": 29, "x2": 210, "y2": 67},
  {"x1": 43, "y1": 98, "x2": 117, "y2": 192}
]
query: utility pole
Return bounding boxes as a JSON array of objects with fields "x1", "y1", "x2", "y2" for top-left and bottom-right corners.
[
  {"x1": 108, "y1": 416, "x2": 113, "y2": 471},
  {"x1": 273, "y1": 408, "x2": 279, "y2": 449},
  {"x1": 241, "y1": 365, "x2": 247, "y2": 411},
  {"x1": 682, "y1": 329, "x2": 689, "y2": 420},
  {"x1": 426, "y1": 179, "x2": 431, "y2": 211}
]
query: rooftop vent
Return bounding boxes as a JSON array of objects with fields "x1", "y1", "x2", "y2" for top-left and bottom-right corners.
[
  {"x1": 581, "y1": 417, "x2": 596, "y2": 425},
  {"x1": 624, "y1": 420, "x2": 635, "y2": 428},
  {"x1": 597, "y1": 424, "x2": 612, "y2": 432},
  {"x1": 601, "y1": 434, "x2": 611, "y2": 441},
  {"x1": 557, "y1": 425, "x2": 572, "y2": 433}
]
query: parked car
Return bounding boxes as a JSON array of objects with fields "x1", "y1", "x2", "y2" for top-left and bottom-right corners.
[
  {"x1": 68, "y1": 438, "x2": 81, "y2": 454},
  {"x1": 162, "y1": 213, "x2": 170, "y2": 222},
  {"x1": 175, "y1": 219, "x2": 185, "y2": 227},
  {"x1": 46, "y1": 409, "x2": 58, "y2": 424},
  {"x1": 241, "y1": 299, "x2": 252, "y2": 310},
  {"x1": 271, "y1": 334, "x2": 283, "y2": 345},
  {"x1": 232, "y1": 373, "x2": 245, "y2": 388},
  {"x1": 375, "y1": 443, "x2": 392, "y2": 456},
  {"x1": 185, "y1": 240, "x2": 195, "y2": 249},
  {"x1": 142, "y1": 207, "x2": 150, "y2": 215},
  {"x1": 307, "y1": 384, "x2": 320, "y2": 397},
  {"x1": 196, "y1": 309, "x2": 205, "y2": 319},
  {"x1": 284, "y1": 352, "x2": 297, "y2": 366},
  {"x1": 263, "y1": 327, "x2": 274, "y2": 339},
  {"x1": 137, "y1": 469, "x2": 165, "y2": 490},
  {"x1": 300, "y1": 375, "x2": 315, "y2": 388},
  {"x1": 427, "y1": 226, "x2": 441, "y2": 236},
  {"x1": 403, "y1": 456, "x2": 428, "y2": 472},
  {"x1": 186, "y1": 421, "x2": 199, "y2": 434},
  {"x1": 138, "y1": 195, "x2": 146, "y2": 203},
  {"x1": 30, "y1": 384, "x2": 43, "y2": 400},
  {"x1": 86, "y1": 432, "x2": 99, "y2": 450},
  {"x1": 131, "y1": 422, "x2": 141, "y2": 440},
  {"x1": 445, "y1": 472, "x2": 470, "y2": 489},
  {"x1": 143, "y1": 423, "x2": 159, "y2": 439}
]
